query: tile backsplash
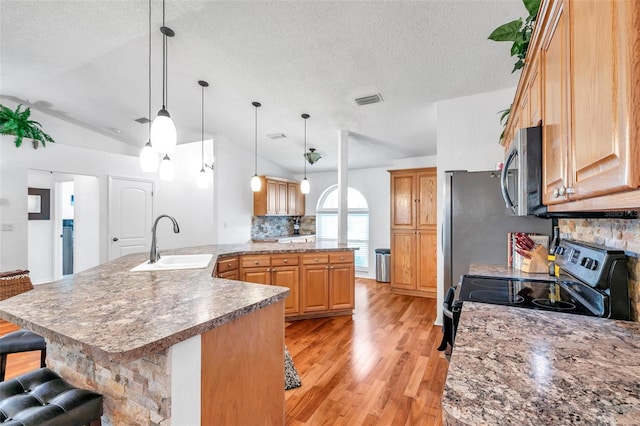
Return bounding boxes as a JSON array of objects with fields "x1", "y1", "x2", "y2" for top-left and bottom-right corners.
[
  {"x1": 558, "y1": 218, "x2": 640, "y2": 321},
  {"x1": 251, "y1": 215, "x2": 316, "y2": 238}
]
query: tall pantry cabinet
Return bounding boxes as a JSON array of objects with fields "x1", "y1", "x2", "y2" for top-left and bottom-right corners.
[{"x1": 389, "y1": 168, "x2": 437, "y2": 297}]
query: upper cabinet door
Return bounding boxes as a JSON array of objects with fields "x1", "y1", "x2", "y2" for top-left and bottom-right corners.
[
  {"x1": 568, "y1": 0, "x2": 640, "y2": 199},
  {"x1": 542, "y1": 0, "x2": 570, "y2": 205},
  {"x1": 416, "y1": 169, "x2": 437, "y2": 229},
  {"x1": 390, "y1": 172, "x2": 416, "y2": 229}
]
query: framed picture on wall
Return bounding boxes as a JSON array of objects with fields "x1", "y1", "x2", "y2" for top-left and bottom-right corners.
[{"x1": 28, "y1": 188, "x2": 50, "y2": 220}]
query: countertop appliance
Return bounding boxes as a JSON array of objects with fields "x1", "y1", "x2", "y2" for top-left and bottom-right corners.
[
  {"x1": 443, "y1": 170, "x2": 553, "y2": 293},
  {"x1": 439, "y1": 239, "x2": 630, "y2": 352}
]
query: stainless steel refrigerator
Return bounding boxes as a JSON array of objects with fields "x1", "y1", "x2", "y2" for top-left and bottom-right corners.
[{"x1": 443, "y1": 170, "x2": 553, "y2": 291}]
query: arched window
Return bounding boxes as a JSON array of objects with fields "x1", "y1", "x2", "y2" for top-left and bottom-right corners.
[{"x1": 316, "y1": 185, "x2": 369, "y2": 272}]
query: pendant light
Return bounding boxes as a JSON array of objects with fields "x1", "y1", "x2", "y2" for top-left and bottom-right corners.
[
  {"x1": 250, "y1": 101, "x2": 262, "y2": 192},
  {"x1": 140, "y1": 0, "x2": 159, "y2": 172},
  {"x1": 197, "y1": 80, "x2": 210, "y2": 189},
  {"x1": 150, "y1": 0, "x2": 177, "y2": 155},
  {"x1": 159, "y1": 154, "x2": 175, "y2": 181},
  {"x1": 300, "y1": 113, "x2": 310, "y2": 194}
]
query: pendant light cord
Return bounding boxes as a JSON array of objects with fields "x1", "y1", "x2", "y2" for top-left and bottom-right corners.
[
  {"x1": 303, "y1": 117, "x2": 307, "y2": 179},
  {"x1": 148, "y1": 0, "x2": 151, "y2": 137},
  {"x1": 201, "y1": 84, "x2": 205, "y2": 170},
  {"x1": 162, "y1": 0, "x2": 167, "y2": 109},
  {"x1": 254, "y1": 105, "x2": 258, "y2": 174}
]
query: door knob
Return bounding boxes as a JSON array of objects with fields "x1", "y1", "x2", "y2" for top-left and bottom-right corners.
[{"x1": 112, "y1": 237, "x2": 119, "y2": 242}]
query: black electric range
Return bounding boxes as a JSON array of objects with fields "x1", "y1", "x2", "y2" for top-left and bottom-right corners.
[{"x1": 439, "y1": 239, "x2": 630, "y2": 352}]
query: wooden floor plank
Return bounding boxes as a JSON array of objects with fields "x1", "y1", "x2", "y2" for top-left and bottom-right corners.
[
  {"x1": 285, "y1": 278, "x2": 448, "y2": 425},
  {"x1": 0, "y1": 278, "x2": 449, "y2": 425}
]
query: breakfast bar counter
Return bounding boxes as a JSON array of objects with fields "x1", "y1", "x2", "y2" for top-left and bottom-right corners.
[
  {"x1": 442, "y1": 302, "x2": 640, "y2": 425},
  {"x1": 0, "y1": 242, "x2": 354, "y2": 425}
]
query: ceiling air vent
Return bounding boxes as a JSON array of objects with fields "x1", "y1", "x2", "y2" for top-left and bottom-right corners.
[
  {"x1": 135, "y1": 117, "x2": 151, "y2": 124},
  {"x1": 267, "y1": 133, "x2": 287, "y2": 139},
  {"x1": 355, "y1": 93, "x2": 383, "y2": 106}
]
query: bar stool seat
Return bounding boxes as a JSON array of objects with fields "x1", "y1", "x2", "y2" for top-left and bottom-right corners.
[
  {"x1": 0, "y1": 367, "x2": 103, "y2": 425},
  {"x1": 0, "y1": 330, "x2": 46, "y2": 381}
]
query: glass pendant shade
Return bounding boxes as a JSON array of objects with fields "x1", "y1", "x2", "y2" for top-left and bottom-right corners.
[
  {"x1": 251, "y1": 174, "x2": 262, "y2": 192},
  {"x1": 197, "y1": 169, "x2": 208, "y2": 189},
  {"x1": 140, "y1": 141, "x2": 159, "y2": 172},
  {"x1": 158, "y1": 154, "x2": 175, "y2": 181},
  {"x1": 300, "y1": 177, "x2": 310, "y2": 194},
  {"x1": 150, "y1": 109, "x2": 177, "y2": 154}
]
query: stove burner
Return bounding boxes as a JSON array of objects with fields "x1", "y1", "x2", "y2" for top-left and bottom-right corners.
[
  {"x1": 468, "y1": 290, "x2": 524, "y2": 305},
  {"x1": 532, "y1": 299, "x2": 576, "y2": 311},
  {"x1": 469, "y1": 278, "x2": 553, "y2": 290}
]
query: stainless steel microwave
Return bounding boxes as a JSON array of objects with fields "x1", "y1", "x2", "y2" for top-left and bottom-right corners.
[
  {"x1": 501, "y1": 126, "x2": 639, "y2": 218},
  {"x1": 500, "y1": 126, "x2": 547, "y2": 216}
]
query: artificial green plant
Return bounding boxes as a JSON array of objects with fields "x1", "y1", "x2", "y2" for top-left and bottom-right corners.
[
  {"x1": 489, "y1": 0, "x2": 541, "y2": 142},
  {"x1": 0, "y1": 103, "x2": 55, "y2": 149}
]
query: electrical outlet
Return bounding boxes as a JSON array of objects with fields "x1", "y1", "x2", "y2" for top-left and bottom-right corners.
[{"x1": 1, "y1": 223, "x2": 14, "y2": 231}]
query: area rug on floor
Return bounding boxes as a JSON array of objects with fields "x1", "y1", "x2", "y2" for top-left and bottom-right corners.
[{"x1": 284, "y1": 346, "x2": 302, "y2": 390}]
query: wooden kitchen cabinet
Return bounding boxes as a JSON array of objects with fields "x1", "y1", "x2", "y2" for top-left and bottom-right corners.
[
  {"x1": 253, "y1": 176, "x2": 306, "y2": 216},
  {"x1": 389, "y1": 168, "x2": 437, "y2": 297},
  {"x1": 563, "y1": 0, "x2": 639, "y2": 202},
  {"x1": 239, "y1": 254, "x2": 300, "y2": 315},
  {"x1": 215, "y1": 256, "x2": 239, "y2": 280},
  {"x1": 287, "y1": 182, "x2": 305, "y2": 216},
  {"x1": 301, "y1": 251, "x2": 354, "y2": 314},
  {"x1": 329, "y1": 252, "x2": 355, "y2": 311},
  {"x1": 390, "y1": 229, "x2": 436, "y2": 296},
  {"x1": 390, "y1": 169, "x2": 436, "y2": 230},
  {"x1": 541, "y1": 0, "x2": 570, "y2": 205},
  {"x1": 301, "y1": 264, "x2": 330, "y2": 313},
  {"x1": 224, "y1": 251, "x2": 354, "y2": 319},
  {"x1": 271, "y1": 254, "x2": 300, "y2": 315},
  {"x1": 504, "y1": 0, "x2": 640, "y2": 211}
]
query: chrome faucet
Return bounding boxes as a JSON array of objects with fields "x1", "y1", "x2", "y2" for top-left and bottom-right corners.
[{"x1": 150, "y1": 214, "x2": 180, "y2": 263}]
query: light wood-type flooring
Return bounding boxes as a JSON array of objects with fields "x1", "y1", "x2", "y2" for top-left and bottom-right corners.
[
  {"x1": 285, "y1": 278, "x2": 449, "y2": 425},
  {"x1": 0, "y1": 278, "x2": 449, "y2": 424}
]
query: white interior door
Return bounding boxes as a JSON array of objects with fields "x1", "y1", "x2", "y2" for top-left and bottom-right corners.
[{"x1": 108, "y1": 177, "x2": 153, "y2": 260}]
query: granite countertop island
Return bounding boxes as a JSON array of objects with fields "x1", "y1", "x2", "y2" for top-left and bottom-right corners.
[
  {"x1": 0, "y1": 241, "x2": 354, "y2": 425},
  {"x1": 442, "y1": 264, "x2": 640, "y2": 425}
]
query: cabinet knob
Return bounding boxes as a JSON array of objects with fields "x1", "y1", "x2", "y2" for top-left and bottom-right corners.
[
  {"x1": 254, "y1": 260, "x2": 259, "y2": 265},
  {"x1": 340, "y1": 256, "x2": 344, "y2": 260},
  {"x1": 558, "y1": 186, "x2": 566, "y2": 196},
  {"x1": 315, "y1": 258, "x2": 319, "y2": 262},
  {"x1": 112, "y1": 237, "x2": 119, "y2": 242},
  {"x1": 326, "y1": 266, "x2": 330, "y2": 269},
  {"x1": 284, "y1": 259, "x2": 288, "y2": 263},
  {"x1": 553, "y1": 188, "x2": 560, "y2": 198}
]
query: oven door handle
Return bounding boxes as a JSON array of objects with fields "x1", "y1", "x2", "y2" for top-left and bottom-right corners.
[{"x1": 501, "y1": 148, "x2": 518, "y2": 215}]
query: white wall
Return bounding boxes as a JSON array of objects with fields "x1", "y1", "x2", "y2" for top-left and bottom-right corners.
[
  {"x1": 434, "y1": 87, "x2": 516, "y2": 323},
  {"x1": 73, "y1": 175, "x2": 100, "y2": 274},
  {"x1": 304, "y1": 155, "x2": 437, "y2": 279},
  {"x1": 0, "y1": 99, "x2": 291, "y2": 274}
]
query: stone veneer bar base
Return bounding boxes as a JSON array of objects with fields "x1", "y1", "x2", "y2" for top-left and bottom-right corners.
[
  {"x1": 44, "y1": 299, "x2": 286, "y2": 425},
  {"x1": 46, "y1": 340, "x2": 171, "y2": 425}
]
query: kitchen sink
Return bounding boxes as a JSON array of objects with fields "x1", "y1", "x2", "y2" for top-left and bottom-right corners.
[{"x1": 130, "y1": 254, "x2": 214, "y2": 272}]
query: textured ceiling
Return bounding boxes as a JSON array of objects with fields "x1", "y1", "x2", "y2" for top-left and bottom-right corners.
[{"x1": 0, "y1": 0, "x2": 523, "y2": 172}]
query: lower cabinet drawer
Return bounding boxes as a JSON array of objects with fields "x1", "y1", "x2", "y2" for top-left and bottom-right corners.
[
  {"x1": 302, "y1": 253, "x2": 329, "y2": 265},
  {"x1": 271, "y1": 254, "x2": 299, "y2": 266},
  {"x1": 241, "y1": 255, "x2": 271, "y2": 268},
  {"x1": 217, "y1": 257, "x2": 238, "y2": 273},
  {"x1": 329, "y1": 252, "x2": 353, "y2": 264}
]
